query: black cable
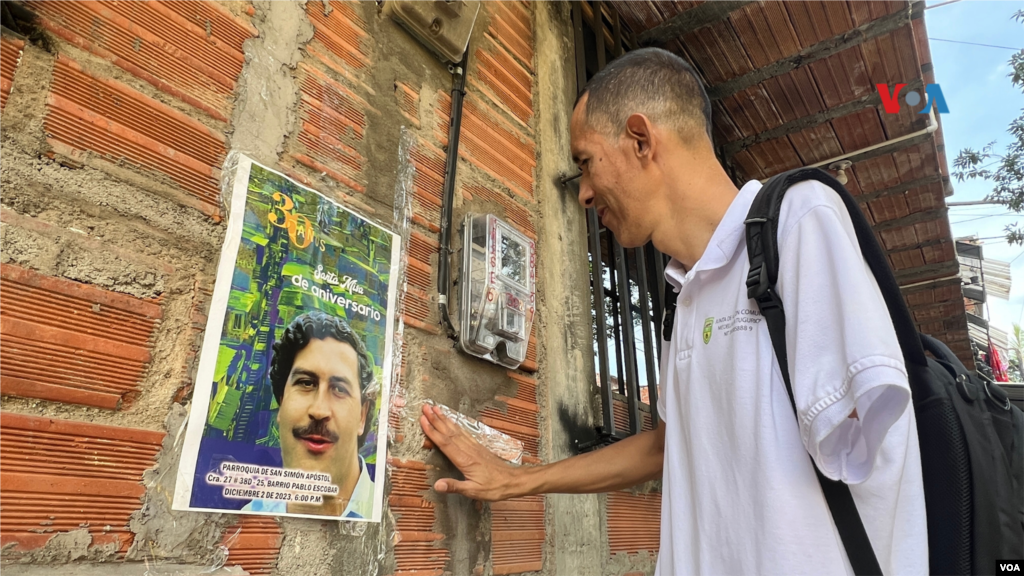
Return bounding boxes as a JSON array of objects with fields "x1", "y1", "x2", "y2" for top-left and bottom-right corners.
[
  {"x1": 929, "y1": 38, "x2": 1023, "y2": 51},
  {"x1": 437, "y1": 51, "x2": 469, "y2": 342}
]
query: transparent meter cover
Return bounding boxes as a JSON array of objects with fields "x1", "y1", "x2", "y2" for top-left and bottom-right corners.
[{"x1": 459, "y1": 214, "x2": 535, "y2": 369}]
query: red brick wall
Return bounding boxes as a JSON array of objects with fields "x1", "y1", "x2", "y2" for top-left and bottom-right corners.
[{"x1": 0, "y1": 413, "x2": 165, "y2": 554}]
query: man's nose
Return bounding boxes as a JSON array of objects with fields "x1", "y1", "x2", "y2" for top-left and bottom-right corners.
[
  {"x1": 307, "y1": 386, "x2": 332, "y2": 421},
  {"x1": 577, "y1": 179, "x2": 595, "y2": 209}
]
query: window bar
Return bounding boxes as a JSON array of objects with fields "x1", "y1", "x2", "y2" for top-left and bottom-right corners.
[
  {"x1": 607, "y1": 235, "x2": 626, "y2": 394},
  {"x1": 587, "y1": 209, "x2": 615, "y2": 438},
  {"x1": 645, "y1": 245, "x2": 667, "y2": 364},
  {"x1": 635, "y1": 246, "x2": 660, "y2": 427},
  {"x1": 572, "y1": 3, "x2": 587, "y2": 90},
  {"x1": 613, "y1": 238, "x2": 642, "y2": 435},
  {"x1": 610, "y1": 4, "x2": 623, "y2": 58}
]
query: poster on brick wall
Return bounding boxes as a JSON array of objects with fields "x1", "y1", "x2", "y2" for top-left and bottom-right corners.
[{"x1": 173, "y1": 155, "x2": 399, "y2": 522}]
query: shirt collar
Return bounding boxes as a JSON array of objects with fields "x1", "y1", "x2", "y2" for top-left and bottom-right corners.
[
  {"x1": 665, "y1": 180, "x2": 763, "y2": 291},
  {"x1": 342, "y1": 455, "x2": 374, "y2": 519}
]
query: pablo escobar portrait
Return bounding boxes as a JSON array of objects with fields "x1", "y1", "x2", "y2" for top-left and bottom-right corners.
[{"x1": 243, "y1": 311, "x2": 376, "y2": 518}]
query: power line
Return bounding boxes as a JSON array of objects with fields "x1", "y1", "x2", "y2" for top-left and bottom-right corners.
[
  {"x1": 949, "y1": 207, "x2": 1015, "y2": 213},
  {"x1": 928, "y1": 38, "x2": 1023, "y2": 51},
  {"x1": 925, "y1": 0, "x2": 963, "y2": 9},
  {"x1": 951, "y1": 214, "x2": 1021, "y2": 224},
  {"x1": 947, "y1": 200, "x2": 1007, "y2": 207}
]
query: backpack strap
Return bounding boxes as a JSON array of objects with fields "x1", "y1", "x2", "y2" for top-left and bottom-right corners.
[
  {"x1": 663, "y1": 279, "x2": 677, "y2": 341},
  {"x1": 746, "y1": 167, "x2": 893, "y2": 576},
  {"x1": 748, "y1": 168, "x2": 927, "y2": 368}
]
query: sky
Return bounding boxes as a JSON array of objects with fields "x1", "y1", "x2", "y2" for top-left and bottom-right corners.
[{"x1": 924, "y1": 0, "x2": 1024, "y2": 341}]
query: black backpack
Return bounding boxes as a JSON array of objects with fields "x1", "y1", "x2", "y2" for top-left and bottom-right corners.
[{"x1": 664, "y1": 167, "x2": 1024, "y2": 575}]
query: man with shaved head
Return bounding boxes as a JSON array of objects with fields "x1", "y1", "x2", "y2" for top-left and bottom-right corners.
[{"x1": 422, "y1": 48, "x2": 927, "y2": 575}]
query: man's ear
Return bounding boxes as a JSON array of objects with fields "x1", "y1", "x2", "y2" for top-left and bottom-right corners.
[{"x1": 625, "y1": 113, "x2": 654, "y2": 161}]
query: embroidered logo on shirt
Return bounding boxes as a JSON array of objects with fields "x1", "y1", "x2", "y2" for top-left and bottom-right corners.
[{"x1": 703, "y1": 317, "x2": 714, "y2": 344}]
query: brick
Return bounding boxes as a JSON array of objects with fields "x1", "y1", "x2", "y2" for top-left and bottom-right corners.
[
  {"x1": 437, "y1": 93, "x2": 536, "y2": 201},
  {"x1": 912, "y1": 218, "x2": 947, "y2": 243},
  {"x1": 408, "y1": 232, "x2": 438, "y2": 269},
  {"x1": 389, "y1": 459, "x2": 448, "y2": 575},
  {"x1": 490, "y1": 495, "x2": 543, "y2": 575},
  {"x1": 0, "y1": 412, "x2": 164, "y2": 554},
  {"x1": 607, "y1": 491, "x2": 661, "y2": 556},
  {"x1": 288, "y1": 62, "x2": 371, "y2": 194},
  {"x1": 522, "y1": 332, "x2": 538, "y2": 373},
  {"x1": 879, "y1": 226, "x2": 918, "y2": 251},
  {"x1": 888, "y1": 248, "x2": 925, "y2": 271},
  {"x1": 905, "y1": 183, "x2": 944, "y2": 214},
  {"x1": 26, "y1": 0, "x2": 254, "y2": 121},
  {"x1": 305, "y1": 1, "x2": 369, "y2": 72},
  {"x1": 484, "y1": 2, "x2": 533, "y2": 72},
  {"x1": 462, "y1": 185, "x2": 536, "y2": 240},
  {"x1": 396, "y1": 82, "x2": 420, "y2": 127},
  {"x1": 222, "y1": 516, "x2": 281, "y2": 576},
  {"x1": 471, "y1": 34, "x2": 533, "y2": 127},
  {"x1": 1, "y1": 36, "x2": 25, "y2": 112},
  {"x1": 868, "y1": 195, "x2": 910, "y2": 224},
  {"x1": 921, "y1": 241, "x2": 954, "y2": 265},
  {"x1": 411, "y1": 138, "x2": 445, "y2": 233},
  {"x1": 45, "y1": 55, "x2": 227, "y2": 218},
  {"x1": 479, "y1": 372, "x2": 541, "y2": 460},
  {"x1": 612, "y1": 398, "x2": 655, "y2": 434},
  {"x1": 0, "y1": 264, "x2": 162, "y2": 410}
]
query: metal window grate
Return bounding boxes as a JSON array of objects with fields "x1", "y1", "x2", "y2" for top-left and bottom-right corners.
[{"x1": 571, "y1": 1, "x2": 666, "y2": 451}]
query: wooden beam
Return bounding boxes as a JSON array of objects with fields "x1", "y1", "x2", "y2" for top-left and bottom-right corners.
[
  {"x1": 857, "y1": 173, "x2": 942, "y2": 204},
  {"x1": 707, "y1": 1, "x2": 924, "y2": 101},
  {"x1": 894, "y1": 259, "x2": 962, "y2": 284},
  {"x1": 572, "y1": 2, "x2": 588, "y2": 92},
  {"x1": 611, "y1": 8, "x2": 624, "y2": 58},
  {"x1": 720, "y1": 78, "x2": 924, "y2": 158},
  {"x1": 638, "y1": 1, "x2": 756, "y2": 46},
  {"x1": 899, "y1": 274, "x2": 962, "y2": 293},
  {"x1": 873, "y1": 207, "x2": 948, "y2": 232},
  {"x1": 885, "y1": 237, "x2": 951, "y2": 256},
  {"x1": 580, "y1": 1, "x2": 629, "y2": 54}
]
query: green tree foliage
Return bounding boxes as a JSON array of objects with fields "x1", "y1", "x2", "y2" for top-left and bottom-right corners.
[{"x1": 1008, "y1": 323, "x2": 1024, "y2": 382}]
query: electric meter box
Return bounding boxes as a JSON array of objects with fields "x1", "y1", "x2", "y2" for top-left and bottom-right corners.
[
  {"x1": 459, "y1": 214, "x2": 536, "y2": 369},
  {"x1": 384, "y1": 0, "x2": 481, "y2": 64}
]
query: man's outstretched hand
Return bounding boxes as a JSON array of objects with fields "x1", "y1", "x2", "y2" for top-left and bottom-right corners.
[{"x1": 419, "y1": 404, "x2": 524, "y2": 501}]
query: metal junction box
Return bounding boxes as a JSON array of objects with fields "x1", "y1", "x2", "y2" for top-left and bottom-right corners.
[
  {"x1": 384, "y1": 0, "x2": 481, "y2": 63},
  {"x1": 459, "y1": 214, "x2": 535, "y2": 369}
]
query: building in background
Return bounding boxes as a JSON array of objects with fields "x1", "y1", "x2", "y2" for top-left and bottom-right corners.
[{"x1": 958, "y1": 238, "x2": 1015, "y2": 380}]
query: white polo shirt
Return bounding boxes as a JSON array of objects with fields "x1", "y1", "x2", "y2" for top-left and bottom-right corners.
[{"x1": 655, "y1": 179, "x2": 927, "y2": 575}]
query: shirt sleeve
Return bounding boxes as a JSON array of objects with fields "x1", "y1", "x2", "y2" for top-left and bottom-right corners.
[{"x1": 774, "y1": 189, "x2": 911, "y2": 485}]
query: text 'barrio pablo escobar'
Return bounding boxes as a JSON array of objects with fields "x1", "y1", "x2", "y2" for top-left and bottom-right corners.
[{"x1": 208, "y1": 462, "x2": 341, "y2": 504}]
